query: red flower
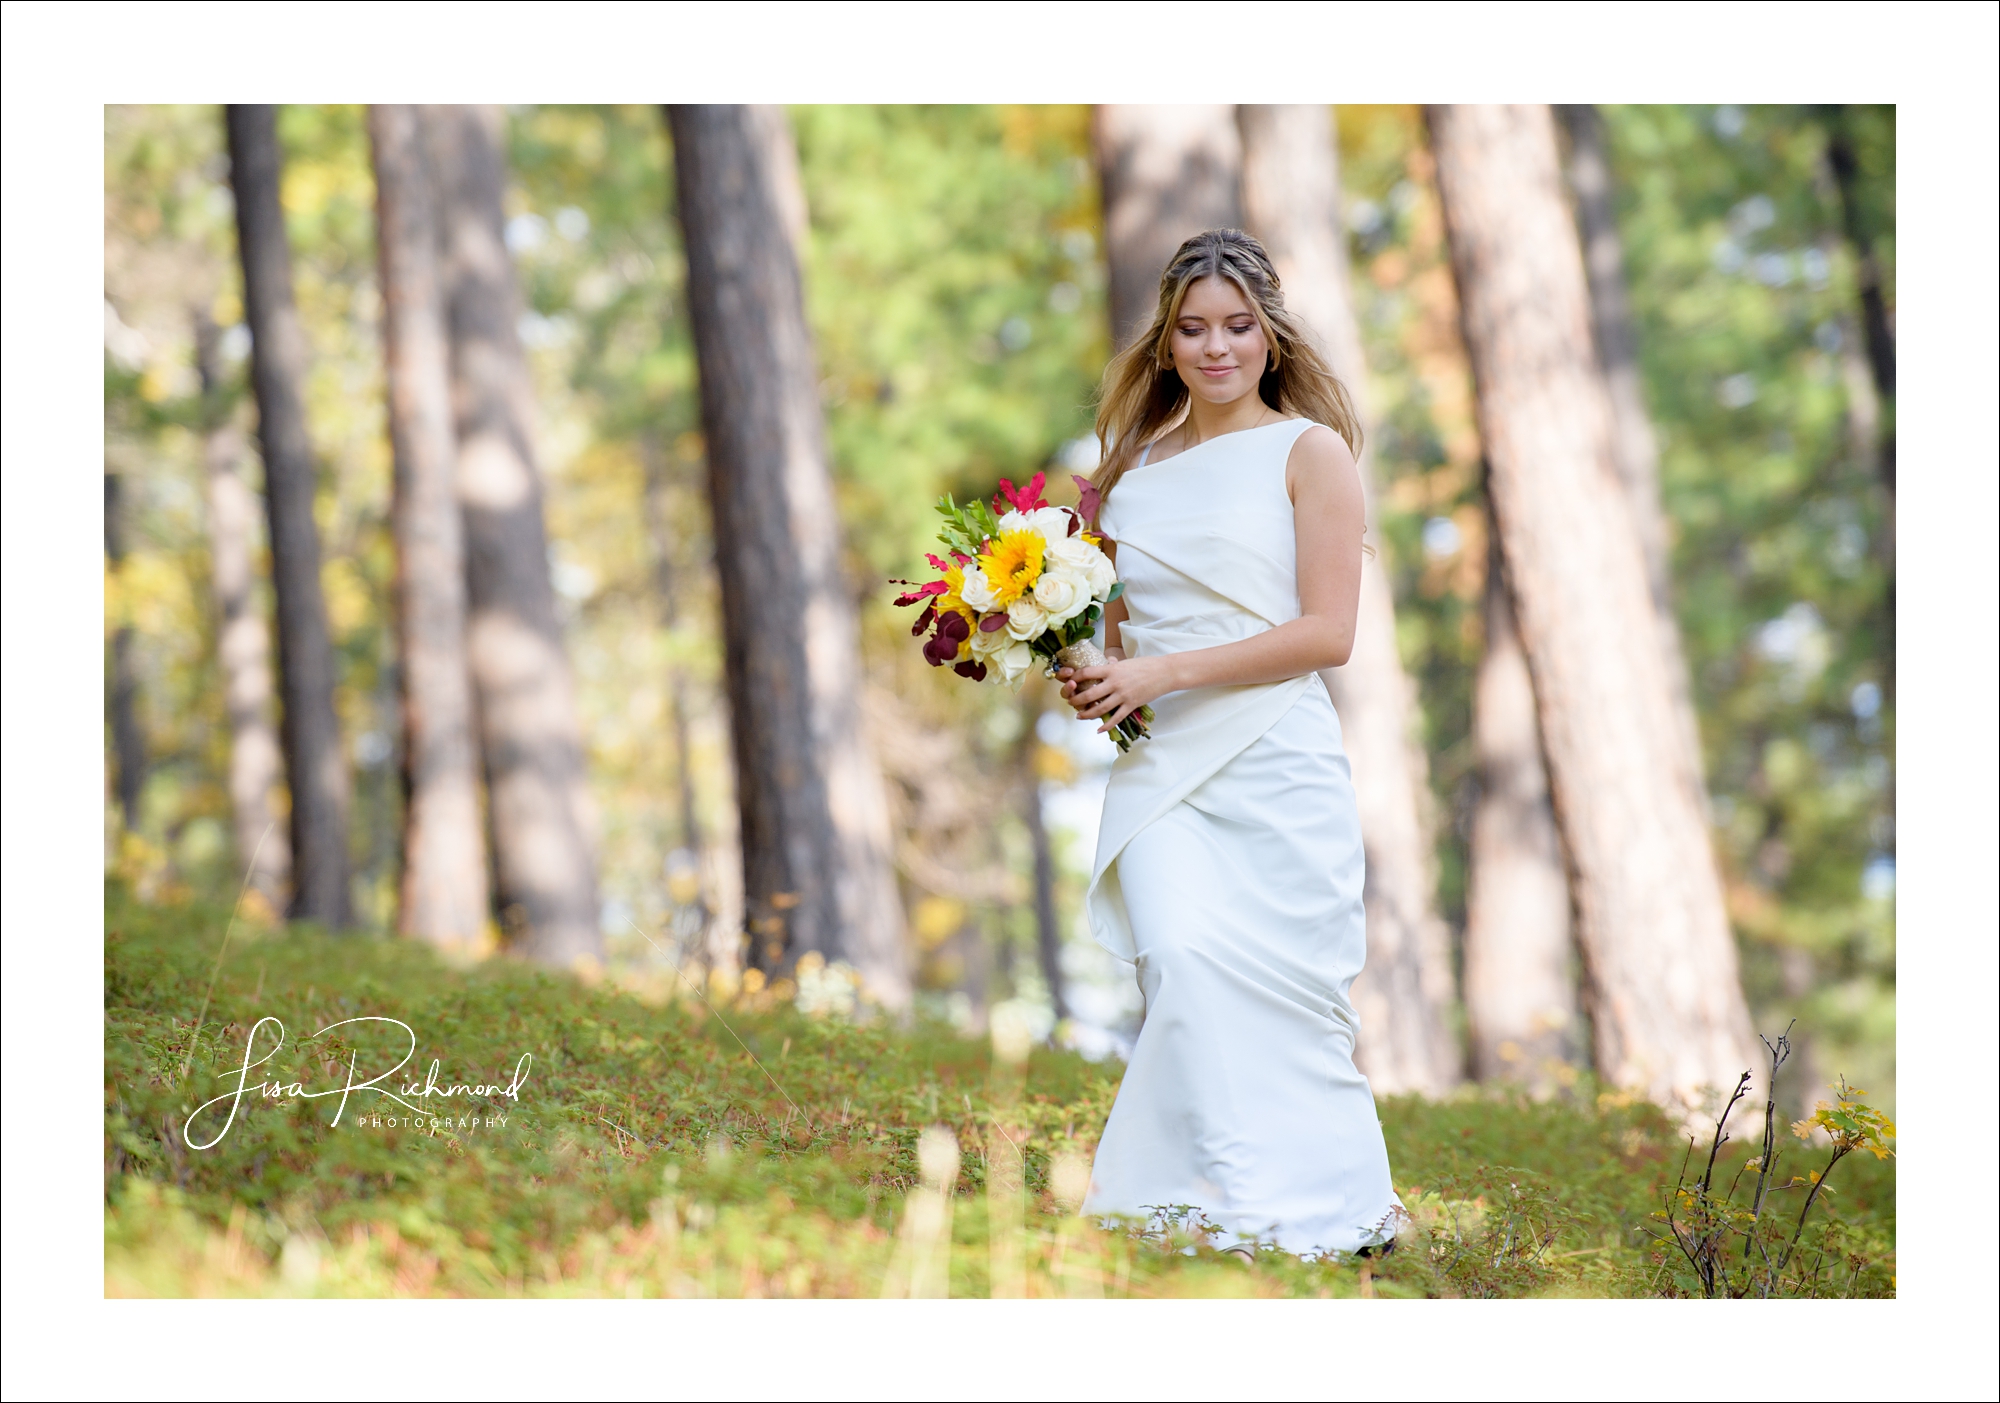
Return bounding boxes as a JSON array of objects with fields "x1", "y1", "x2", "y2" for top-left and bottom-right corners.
[{"x1": 993, "y1": 471, "x2": 1049, "y2": 516}]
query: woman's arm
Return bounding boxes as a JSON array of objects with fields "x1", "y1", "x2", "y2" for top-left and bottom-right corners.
[
  {"x1": 1097, "y1": 539, "x2": 1129, "y2": 659},
  {"x1": 1060, "y1": 425, "x2": 1364, "y2": 730}
]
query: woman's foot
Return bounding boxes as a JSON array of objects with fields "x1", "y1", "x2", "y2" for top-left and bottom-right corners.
[{"x1": 1220, "y1": 1244, "x2": 1256, "y2": 1265}]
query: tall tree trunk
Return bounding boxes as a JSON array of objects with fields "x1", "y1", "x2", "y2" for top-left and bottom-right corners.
[
  {"x1": 1093, "y1": 106, "x2": 1242, "y2": 351},
  {"x1": 1822, "y1": 105, "x2": 1896, "y2": 697},
  {"x1": 1558, "y1": 104, "x2": 1705, "y2": 794},
  {"x1": 1822, "y1": 107, "x2": 1895, "y2": 498},
  {"x1": 1018, "y1": 695, "x2": 1069, "y2": 1023},
  {"x1": 225, "y1": 103, "x2": 353, "y2": 929},
  {"x1": 1236, "y1": 104, "x2": 1461, "y2": 1093},
  {"x1": 1463, "y1": 528, "x2": 1579, "y2": 1088},
  {"x1": 103, "y1": 472, "x2": 146, "y2": 835},
  {"x1": 425, "y1": 104, "x2": 602, "y2": 968},
  {"x1": 665, "y1": 104, "x2": 910, "y2": 1006},
  {"x1": 195, "y1": 312, "x2": 292, "y2": 906},
  {"x1": 640, "y1": 431, "x2": 710, "y2": 936},
  {"x1": 370, "y1": 104, "x2": 487, "y2": 951},
  {"x1": 1428, "y1": 104, "x2": 1756, "y2": 1112}
]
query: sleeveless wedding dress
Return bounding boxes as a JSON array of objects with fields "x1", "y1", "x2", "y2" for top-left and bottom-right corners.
[{"x1": 1083, "y1": 417, "x2": 1404, "y2": 1257}]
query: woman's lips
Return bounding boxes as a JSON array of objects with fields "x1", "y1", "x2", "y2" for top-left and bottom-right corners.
[{"x1": 1199, "y1": 365, "x2": 1236, "y2": 377}]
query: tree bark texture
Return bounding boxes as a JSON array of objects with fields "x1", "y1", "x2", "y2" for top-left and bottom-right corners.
[
  {"x1": 225, "y1": 103, "x2": 354, "y2": 929},
  {"x1": 666, "y1": 104, "x2": 910, "y2": 1006},
  {"x1": 195, "y1": 314, "x2": 292, "y2": 906},
  {"x1": 1822, "y1": 107, "x2": 1895, "y2": 497},
  {"x1": 104, "y1": 472, "x2": 147, "y2": 835},
  {"x1": 370, "y1": 104, "x2": 488, "y2": 951},
  {"x1": 641, "y1": 431, "x2": 711, "y2": 935},
  {"x1": 1236, "y1": 104, "x2": 1461, "y2": 1093},
  {"x1": 1428, "y1": 104, "x2": 1756, "y2": 1111},
  {"x1": 1463, "y1": 530, "x2": 1580, "y2": 1089},
  {"x1": 1019, "y1": 700, "x2": 1069, "y2": 1023},
  {"x1": 1093, "y1": 106, "x2": 1243, "y2": 351},
  {"x1": 425, "y1": 104, "x2": 602, "y2": 968},
  {"x1": 1558, "y1": 104, "x2": 1705, "y2": 796}
]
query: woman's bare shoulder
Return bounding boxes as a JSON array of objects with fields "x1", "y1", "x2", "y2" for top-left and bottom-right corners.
[{"x1": 1284, "y1": 422, "x2": 1359, "y2": 500}]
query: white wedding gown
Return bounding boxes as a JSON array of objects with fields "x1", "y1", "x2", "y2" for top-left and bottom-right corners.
[{"x1": 1083, "y1": 418, "x2": 1404, "y2": 1257}]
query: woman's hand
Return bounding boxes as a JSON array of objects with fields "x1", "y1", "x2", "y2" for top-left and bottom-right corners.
[{"x1": 1058, "y1": 653, "x2": 1177, "y2": 731}]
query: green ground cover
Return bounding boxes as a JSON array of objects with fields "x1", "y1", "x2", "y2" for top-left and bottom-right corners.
[{"x1": 103, "y1": 884, "x2": 1893, "y2": 1298}]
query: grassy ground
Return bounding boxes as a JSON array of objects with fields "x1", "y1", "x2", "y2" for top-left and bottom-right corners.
[{"x1": 103, "y1": 883, "x2": 1894, "y2": 1298}]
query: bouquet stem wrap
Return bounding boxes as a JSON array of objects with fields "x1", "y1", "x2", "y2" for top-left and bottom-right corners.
[{"x1": 1051, "y1": 639, "x2": 1153, "y2": 752}]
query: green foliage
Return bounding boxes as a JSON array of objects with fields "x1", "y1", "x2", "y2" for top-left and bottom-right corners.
[{"x1": 106, "y1": 887, "x2": 1891, "y2": 1297}]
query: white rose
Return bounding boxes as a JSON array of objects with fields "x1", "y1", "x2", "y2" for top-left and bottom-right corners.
[
  {"x1": 1045, "y1": 534, "x2": 1116, "y2": 596},
  {"x1": 1005, "y1": 596, "x2": 1050, "y2": 640},
  {"x1": 967, "y1": 615, "x2": 1012, "y2": 662},
  {"x1": 958, "y1": 563, "x2": 999, "y2": 613},
  {"x1": 996, "y1": 640, "x2": 1035, "y2": 687},
  {"x1": 1031, "y1": 567, "x2": 1091, "y2": 626},
  {"x1": 997, "y1": 506, "x2": 1072, "y2": 545}
]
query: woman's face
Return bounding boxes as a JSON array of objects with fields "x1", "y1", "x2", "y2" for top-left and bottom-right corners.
[{"x1": 1168, "y1": 275, "x2": 1269, "y2": 408}]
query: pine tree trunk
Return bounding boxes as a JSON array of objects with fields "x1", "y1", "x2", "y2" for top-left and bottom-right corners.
[
  {"x1": 103, "y1": 472, "x2": 147, "y2": 835},
  {"x1": 1428, "y1": 104, "x2": 1756, "y2": 1111},
  {"x1": 1093, "y1": 106, "x2": 1242, "y2": 350},
  {"x1": 1558, "y1": 104, "x2": 1705, "y2": 794},
  {"x1": 1236, "y1": 104, "x2": 1461, "y2": 1093},
  {"x1": 665, "y1": 104, "x2": 910, "y2": 1005},
  {"x1": 426, "y1": 104, "x2": 602, "y2": 967},
  {"x1": 225, "y1": 103, "x2": 353, "y2": 929},
  {"x1": 640, "y1": 431, "x2": 710, "y2": 935},
  {"x1": 1822, "y1": 107, "x2": 1895, "y2": 498},
  {"x1": 370, "y1": 104, "x2": 487, "y2": 951},
  {"x1": 1463, "y1": 530, "x2": 1579, "y2": 1088},
  {"x1": 1018, "y1": 698, "x2": 1069, "y2": 1023},
  {"x1": 195, "y1": 313, "x2": 291, "y2": 906}
]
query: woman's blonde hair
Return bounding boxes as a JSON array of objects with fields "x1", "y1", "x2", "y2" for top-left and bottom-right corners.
[{"x1": 1089, "y1": 228, "x2": 1362, "y2": 505}]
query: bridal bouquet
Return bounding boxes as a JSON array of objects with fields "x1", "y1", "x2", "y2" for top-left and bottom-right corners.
[{"x1": 892, "y1": 471, "x2": 1153, "y2": 750}]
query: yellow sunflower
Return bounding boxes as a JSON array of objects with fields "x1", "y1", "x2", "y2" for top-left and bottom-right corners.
[{"x1": 977, "y1": 529, "x2": 1045, "y2": 607}]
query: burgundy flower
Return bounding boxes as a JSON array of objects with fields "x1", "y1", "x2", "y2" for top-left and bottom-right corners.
[
  {"x1": 1070, "y1": 473, "x2": 1102, "y2": 528},
  {"x1": 954, "y1": 659, "x2": 989, "y2": 681},
  {"x1": 923, "y1": 610, "x2": 970, "y2": 667}
]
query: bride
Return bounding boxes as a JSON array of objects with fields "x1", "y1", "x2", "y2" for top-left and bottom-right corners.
[{"x1": 1059, "y1": 228, "x2": 1405, "y2": 1259}]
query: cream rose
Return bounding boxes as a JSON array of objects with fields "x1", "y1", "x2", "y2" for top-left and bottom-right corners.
[
  {"x1": 995, "y1": 639, "x2": 1035, "y2": 687},
  {"x1": 1005, "y1": 596, "x2": 1050, "y2": 640},
  {"x1": 1031, "y1": 566, "x2": 1091, "y2": 626},
  {"x1": 968, "y1": 615, "x2": 1012, "y2": 662},
  {"x1": 997, "y1": 506, "x2": 1072, "y2": 545},
  {"x1": 957, "y1": 563, "x2": 1000, "y2": 613},
  {"x1": 1045, "y1": 534, "x2": 1117, "y2": 597}
]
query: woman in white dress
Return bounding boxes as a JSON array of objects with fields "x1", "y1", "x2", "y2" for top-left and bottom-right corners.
[{"x1": 1059, "y1": 228, "x2": 1405, "y2": 1259}]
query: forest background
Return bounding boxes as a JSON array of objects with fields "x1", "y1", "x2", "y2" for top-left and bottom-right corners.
[{"x1": 103, "y1": 102, "x2": 1896, "y2": 1113}]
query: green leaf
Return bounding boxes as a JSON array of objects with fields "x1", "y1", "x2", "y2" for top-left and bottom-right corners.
[{"x1": 1104, "y1": 581, "x2": 1123, "y2": 603}]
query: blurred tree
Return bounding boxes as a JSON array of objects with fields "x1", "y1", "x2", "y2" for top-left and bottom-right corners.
[
  {"x1": 639, "y1": 429, "x2": 710, "y2": 937},
  {"x1": 666, "y1": 104, "x2": 909, "y2": 1003},
  {"x1": 104, "y1": 470, "x2": 147, "y2": 834},
  {"x1": 225, "y1": 103, "x2": 354, "y2": 928},
  {"x1": 1428, "y1": 104, "x2": 1756, "y2": 1111},
  {"x1": 1820, "y1": 106, "x2": 1895, "y2": 501},
  {"x1": 1560, "y1": 104, "x2": 1705, "y2": 786},
  {"x1": 1463, "y1": 526, "x2": 1579, "y2": 1087},
  {"x1": 426, "y1": 104, "x2": 603, "y2": 968},
  {"x1": 1237, "y1": 103, "x2": 1461, "y2": 1094},
  {"x1": 369, "y1": 105, "x2": 487, "y2": 950},
  {"x1": 1093, "y1": 106, "x2": 1242, "y2": 350},
  {"x1": 194, "y1": 311, "x2": 290, "y2": 906},
  {"x1": 1017, "y1": 691, "x2": 1068, "y2": 1024}
]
